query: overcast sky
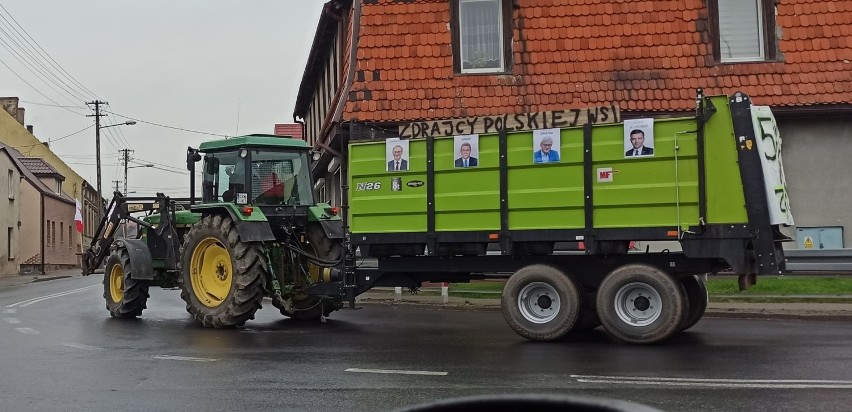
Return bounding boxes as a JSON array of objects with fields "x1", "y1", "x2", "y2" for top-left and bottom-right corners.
[{"x1": 1, "y1": 1, "x2": 325, "y2": 196}]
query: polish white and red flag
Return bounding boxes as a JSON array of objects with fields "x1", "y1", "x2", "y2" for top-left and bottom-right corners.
[{"x1": 74, "y1": 199, "x2": 84, "y2": 233}]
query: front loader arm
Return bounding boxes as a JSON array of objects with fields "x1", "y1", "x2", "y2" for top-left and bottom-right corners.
[{"x1": 82, "y1": 193, "x2": 126, "y2": 276}]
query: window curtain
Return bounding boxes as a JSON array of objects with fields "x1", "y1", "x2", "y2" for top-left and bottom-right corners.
[
  {"x1": 460, "y1": 0, "x2": 502, "y2": 71},
  {"x1": 718, "y1": 0, "x2": 764, "y2": 61}
]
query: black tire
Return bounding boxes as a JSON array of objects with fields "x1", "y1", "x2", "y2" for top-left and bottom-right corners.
[
  {"x1": 179, "y1": 215, "x2": 266, "y2": 328},
  {"x1": 574, "y1": 305, "x2": 601, "y2": 332},
  {"x1": 279, "y1": 296, "x2": 335, "y2": 320},
  {"x1": 274, "y1": 223, "x2": 341, "y2": 320},
  {"x1": 596, "y1": 264, "x2": 687, "y2": 345},
  {"x1": 680, "y1": 274, "x2": 709, "y2": 331},
  {"x1": 501, "y1": 264, "x2": 582, "y2": 341},
  {"x1": 103, "y1": 247, "x2": 149, "y2": 318}
]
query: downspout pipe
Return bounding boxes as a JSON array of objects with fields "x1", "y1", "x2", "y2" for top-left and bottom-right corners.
[
  {"x1": 40, "y1": 193, "x2": 45, "y2": 274},
  {"x1": 328, "y1": 0, "x2": 362, "y2": 134}
]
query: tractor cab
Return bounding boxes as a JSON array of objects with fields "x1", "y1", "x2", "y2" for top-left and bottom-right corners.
[{"x1": 197, "y1": 134, "x2": 314, "y2": 211}]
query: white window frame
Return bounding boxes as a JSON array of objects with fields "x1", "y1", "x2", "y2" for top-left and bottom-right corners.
[
  {"x1": 717, "y1": 0, "x2": 767, "y2": 63},
  {"x1": 458, "y1": 0, "x2": 505, "y2": 74},
  {"x1": 7, "y1": 169, "x2": 13, "y2": 200}
]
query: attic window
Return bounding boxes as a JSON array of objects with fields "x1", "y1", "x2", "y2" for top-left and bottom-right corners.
[
  {"x1": 711, "y1": 0, "x2": 777, "y2": 63},
  {"x1": 7, "y1": 169, "x2": 13, "y2": 200},
  {"x1": 451, "y1": 0, "x2": 513, "y2": 74}
]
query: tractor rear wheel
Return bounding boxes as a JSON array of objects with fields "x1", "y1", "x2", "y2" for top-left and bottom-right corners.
[
  {"x1": 275, "y1": 223, "x2": 342, "y2": 320},
  {"x1": 179, "y1": 215, "x2": 266, "y2": 328},
  {"x1": 103, "y1": 247, "x2": 149, "y2": 318}
]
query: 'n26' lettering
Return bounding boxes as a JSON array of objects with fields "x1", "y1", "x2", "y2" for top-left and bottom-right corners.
[{"x1": 356, "y1": 182, "x2": 382, "y2": 191}]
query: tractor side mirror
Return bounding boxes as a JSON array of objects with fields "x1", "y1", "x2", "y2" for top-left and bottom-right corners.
[
  {"x1": 186, "y1": 147, "x2": 201, "y2": 171},
  {"x1": 205, "y1": 156, "x2": 220, "y2": 175}
]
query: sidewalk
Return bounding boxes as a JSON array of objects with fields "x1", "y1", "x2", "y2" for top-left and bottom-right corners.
[{"x1": 0, "y1": 268, "x2": 83, "y2": 289}]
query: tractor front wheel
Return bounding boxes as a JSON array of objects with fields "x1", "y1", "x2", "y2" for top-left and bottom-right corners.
[
  {"x1": 103, "y1": 246, "x2": 149, "y2": 318},
  {"x1": 179, "y1": 215, "x2": 266, "y2": 328}
]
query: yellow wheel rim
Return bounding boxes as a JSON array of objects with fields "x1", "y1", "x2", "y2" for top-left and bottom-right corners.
[
  {"x1": 109, "y1": 263, "x2": 124, "y2": 303},
  {"x1": 189, "y1": 237, "x2": 233, "y2": 308}
]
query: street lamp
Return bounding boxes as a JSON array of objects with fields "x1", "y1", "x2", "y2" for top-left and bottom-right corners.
[
  {"x1": 93, "y1": 118, "x2": 136, "y2": 220},
  {"x1": 124, "y1": 163, "x2": 153, "y2": 194}
]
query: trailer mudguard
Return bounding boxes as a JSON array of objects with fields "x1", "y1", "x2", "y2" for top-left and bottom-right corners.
[{"x1": 113, "y1": 239, "x2": 154, "y2": 280}]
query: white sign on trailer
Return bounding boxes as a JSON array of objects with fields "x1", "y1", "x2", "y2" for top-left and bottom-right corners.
[{"x1": 751, "y1": 106, "x2": 794, "y2": 226}]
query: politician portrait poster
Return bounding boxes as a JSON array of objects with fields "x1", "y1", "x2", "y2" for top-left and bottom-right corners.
[
  {"x1": 532, "y1": 128, "x2": 561, "y2": 164},
  {"x1": 453, "y1": 134, "x2": 479, "y2": 168},
  {"x1": 386, "y1": 138, "x2": 410, "y2": 172},
  {"x1": 624, "y1": 118, "x2": 655, "y2": 158}
]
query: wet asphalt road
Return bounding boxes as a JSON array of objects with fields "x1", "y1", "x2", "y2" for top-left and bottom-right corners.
[{"x1": 2, "y1": 275, "x2": 851, "y2": 412}]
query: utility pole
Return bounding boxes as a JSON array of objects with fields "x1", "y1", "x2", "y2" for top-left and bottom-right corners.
[
  {"x1": 113, "y1": 180, "x2": 121, "y2": 193},
  {"x1": 86, "y1": 100, "x2": 107, "y2": 221},
  {"x1": 121, "y1": 148, "x2": 133, "y2": 194}
]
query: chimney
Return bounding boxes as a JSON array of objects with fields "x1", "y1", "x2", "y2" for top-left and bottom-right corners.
[
  {"x1": 42, "y1": 142, "x2": 49, "y2": 149},
  {"x1": 26, "y1": 125, "x2": 34, "y2": 134},
  {"x1": 0, "y1": 96, "x2": 19, "y2": 119},
  {"x1": 15, "y1": 107, "x2": 25, "y2": 125}
]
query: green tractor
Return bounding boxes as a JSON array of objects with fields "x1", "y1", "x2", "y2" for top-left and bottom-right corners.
[{"x1": 83, "y1": 134, "x2": 346, "y2": 327}]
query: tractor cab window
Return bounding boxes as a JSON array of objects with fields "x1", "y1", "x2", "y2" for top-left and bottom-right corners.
[
  {"x1": 250, "y1": 150, "x2": 313, "y2": 206},
  {"x1": 201, "y1": 150, "x2": 245, "y2": 203}
]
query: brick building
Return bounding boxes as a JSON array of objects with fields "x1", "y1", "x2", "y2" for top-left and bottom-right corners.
[{"x1": 294, "y1": 0, "x2": 852, "y2": 248}]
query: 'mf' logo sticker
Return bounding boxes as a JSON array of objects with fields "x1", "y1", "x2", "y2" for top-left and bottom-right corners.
[{"x1": 597, "y1": 168, "x2": 613, "y2": 183}]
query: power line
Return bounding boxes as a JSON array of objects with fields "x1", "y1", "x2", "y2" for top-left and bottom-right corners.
[
  {"x1": 51, "y1": 124, "x2": 94, "y2": 143},
  {"x1": 19, "y1": 100, "x2": 86, "y2": 109},
  {"x1": 131, "y1": 157, "x2": 192, "y2": 173},
  {"x1": 0, "y1": 3, "x2": 97, "y2": 99},
  {"x1": 0, "y1": 55, "x2": 81, "y2": 115},
  {"x1": 65, "y1": 162, "x2": 121, "y2": 166},
  {"x1": 104, "y1": 103, "x2": 133, "y2": 149},
  {"x1": 103, "y1": 109, "x2": 232, "y2": 138},
  {"x1": 0, "y1": 25, "x2": 85, "y2": 106}
]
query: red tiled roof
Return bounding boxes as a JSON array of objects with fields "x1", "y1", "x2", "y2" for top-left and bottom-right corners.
[
  {"x1": 19, "y1": 157, "x2": 62, "y2": 176},
  {"x1": 344, "y1": 0, "x2": 852, "y2": 122}
]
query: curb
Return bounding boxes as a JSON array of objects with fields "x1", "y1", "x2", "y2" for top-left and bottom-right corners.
[{"x1": 356, "y1": 294, "x2": 852, "y2": 321}]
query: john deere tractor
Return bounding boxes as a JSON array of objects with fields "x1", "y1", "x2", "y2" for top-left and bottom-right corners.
[{"x1": 83, "y1": 134, "x2": 345, "y2": 328}]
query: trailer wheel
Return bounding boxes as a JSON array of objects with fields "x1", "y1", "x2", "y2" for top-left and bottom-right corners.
[
  {"x1": 179, "y1": 215, "x2": 265, "y2": 328},
  {"x1": 596, "y1": 264, "x2": 686, "y2": 344},
  {"x1": 501, "y1": 265, "x2": 581, "y2": 341},
  {"x1": 680, "y1": 275, "x2": 709, "y2": 331},
  {"x1": 103, "y1": 247, "x2": 149, "y2": 318}
]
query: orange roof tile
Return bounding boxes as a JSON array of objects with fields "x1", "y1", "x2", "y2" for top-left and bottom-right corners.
[{"x1": 342, "y1": 0, "x2": 851, "y2": 122}]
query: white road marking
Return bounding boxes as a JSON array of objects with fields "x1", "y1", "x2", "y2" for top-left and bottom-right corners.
[
  {"x1": 571, "y1": 375, "x2": 852, "y2": 389},
  {"x1": 6, "y1": 285, "x2": 99, "y2": 308},
  {"x1": 3, "y1": 318, "x2": 21, "y2": 324},
  {"x1": 61, "y1": 342, "x2": 103, "y2": 351},
  {"x1": 15, "y1": 327, "x2": 40, "y2": 334},
  {"x1": 3, "y1": 308, "x2": 16, "y2": 314},
  {"x1": 152, "y1": 355, "x2": 218, "y2": 363},
  {"x1": 345, "y1": 368, "x2": 448, "y2": 376}
]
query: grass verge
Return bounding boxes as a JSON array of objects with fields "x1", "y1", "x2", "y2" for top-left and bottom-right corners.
[{"x1": 414, "y1": 277, "x2": 852, "y2": 301}]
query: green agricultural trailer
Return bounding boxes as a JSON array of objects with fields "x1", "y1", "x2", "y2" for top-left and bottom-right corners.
[
  {"x1": 346, "y1": 90, "x2": 793, "y2": 344},
  {"x1": 82, "y1": 91, "x2": 792, "y2": 345}
]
